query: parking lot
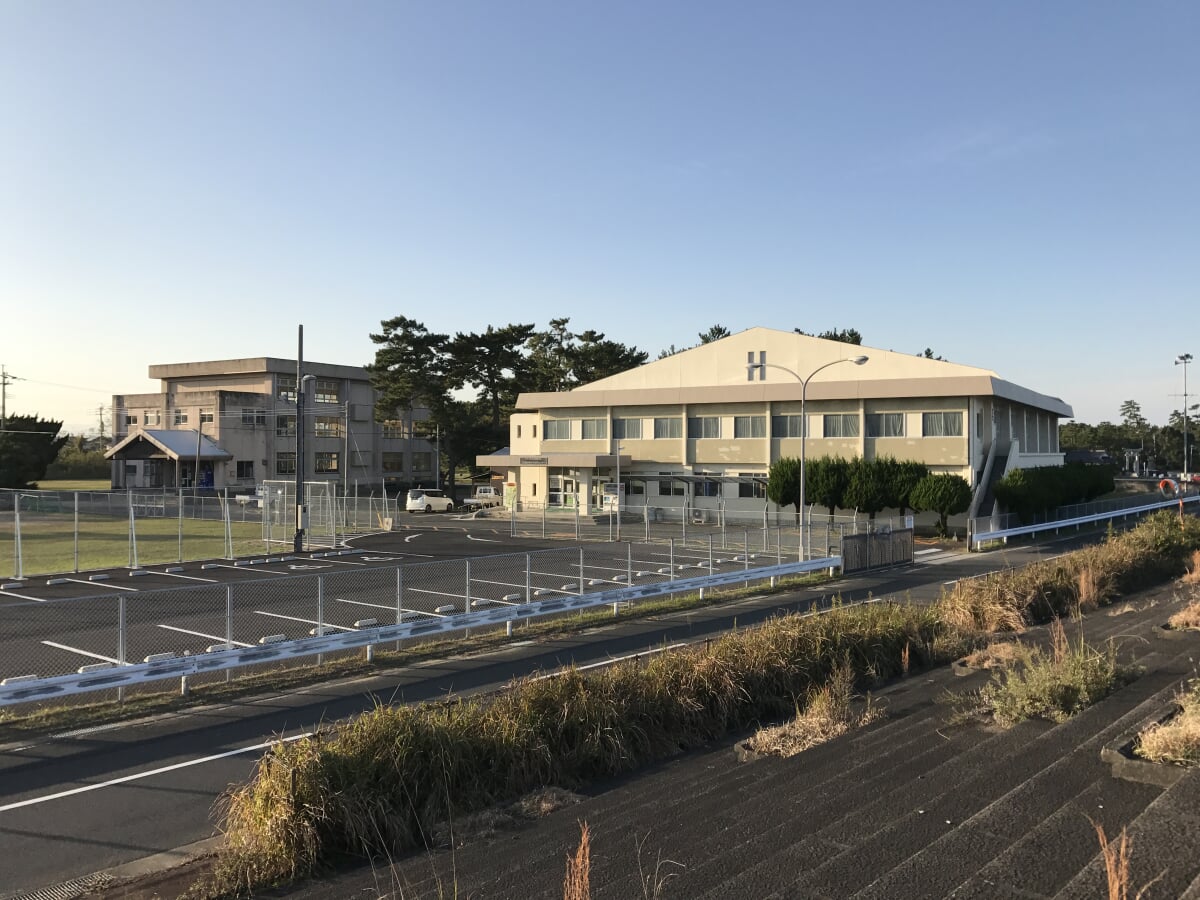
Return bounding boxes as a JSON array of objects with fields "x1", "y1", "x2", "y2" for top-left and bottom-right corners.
[{"x1": 0, "y1": 524, "x2": 796, "y2": 686}]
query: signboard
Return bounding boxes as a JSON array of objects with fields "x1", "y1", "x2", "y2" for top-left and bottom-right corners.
[
  {"x1": 519, "y1": 456, "x2": 549, "y2": 465},
  {"x1": 601, "y1": 482, "x2": 624, "y2": 511}
]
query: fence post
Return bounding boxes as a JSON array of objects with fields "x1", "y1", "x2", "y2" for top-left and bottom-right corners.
[
  {"x1": 117, "y1": 594, "x2": 127, "y2": 703},
  {"x1": 128, "y1": 502, "x2": 139, "y2": 570},
  {"x1": 317, "y1": 575, "x2": 325, "y2": 666},
  {"x1": 73, "y1": 492, "x2": 80, "y2": 573},
  {"x1": 178, "y1": 487, "x2": 184, "y2": 563},
  {"x1": 525, "y1": 553, "x2": 532, "y2": 603},
  {"x1": 669, "y1": 538, "x2": 675, "y2": 581},
  {"x1": 708, "y1": 534, "x2": 714, "y2": 573},
  {"x1": 579, "y1": 546, "x2": 585, "y2": 594},
  {"x1": 542, "y1": 502, "x2": 547, "y2": 539}
]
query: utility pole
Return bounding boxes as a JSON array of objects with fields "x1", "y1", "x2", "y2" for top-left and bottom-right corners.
[
  {"x1": 97, "y1": 405, "x2": 108, "y2": 443},
  {"x1": 1178, "y1": 353, "x2": 1193, "y2": 478},
  {"x1": 0, "y1": 365, "x2": 18, "y2": 431}
]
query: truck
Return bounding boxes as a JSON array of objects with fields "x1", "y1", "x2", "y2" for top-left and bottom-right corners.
[{"x1": 461, "y1": 485, "x2": 504, "y2": 509}]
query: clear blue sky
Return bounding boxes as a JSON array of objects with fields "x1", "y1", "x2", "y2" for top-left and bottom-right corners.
[{"x1": 2, "y1": 2, "x2": 1197, "y2": 434}]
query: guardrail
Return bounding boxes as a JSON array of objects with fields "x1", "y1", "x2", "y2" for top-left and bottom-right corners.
[
  {"x1": 969, "y1": 494, "x2": 1200, "y2": 550},
  {"x1": 0, "y1": 553, "x2": 841, "y2": 707}
]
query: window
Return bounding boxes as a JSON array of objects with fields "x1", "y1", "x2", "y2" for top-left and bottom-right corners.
[
  {"x1": 771, "y1": 415, "x2": 805, "y2": 438},
  {"x1": 199, "y1": 408, "x2": 214, "y2": 425},
  {"x1": 533, "y1": 425, "x2": 538, "y2": 438},
  {"x1": 382, "y1": 452, "x2": 403, "y2": 472},
  {"x1": 241, "y1": 407, "x2": 266, "y2": 427},
  {"x1": 733, "y1": 416, "x2": 766, "y2": 439},
  {"x1": 823, "y1": 414, "x2": 859, "y2": 438},
  {"x1": 866, "y1": 413, "x2": 905, "y2": 438},
  {"x1": 658, "y1": 473, "x2": 685, "y2": 496},
  {"x1": 653, "y1": 417, "x2": 682, "y2": 439},
  {"x1": 315, "y1": 451, "x2": 339, "y2": 473},
  {"x1": 612, "y1": 418, "x2": 642, "y2": 440},
  {"x1": 277, "y1": 375, "x2": 297, "y2": 403},
  {"x1": 275, "y1": 452, "x2": 296, "y2": 475},
  {"x1": 314, "y1": 416, "x2": 343, "y2": 438},
  {"x1": 412, "y1": 451, "x2": 433, "y2": 473},
  {"x1": 143, "y1": 410, "x2": 161, "y2": 426},
  {"x1": 516, "y1": 425, "x2": 522, "y2": 439},
  {"x1": 688, "y1": 417, "x2": 721, "y2": 439},
  {"x1": 544, "y1": 419, "x2": 571, "y2": 440},
  {"x1": 276, "y1": 414, "x2": 296, "y2": 437},
  {"x1": 624, "y1": 479, "x2": 645, "y2": 495},
  {"x1": 173, "y1": 408, "x2": 189, "y2": 426},
  {"x1": 695, "y1": 478, "x2": 721, "y2": 497},
  {"x1": 922, "y1": 412, "x2": 964, "y2": 437},
  {"x1": 236, "y1": 461, "x2": 255, "y2": 480},
  {"x1": 581, "y1": 418, "x2": 607, "y2": 440},
  {"x1": 738, "y1": 476, "x2": 767, "y2": 499},
  {"x1": 314, "y1": 379, "x2": 339, "y2": 404}
]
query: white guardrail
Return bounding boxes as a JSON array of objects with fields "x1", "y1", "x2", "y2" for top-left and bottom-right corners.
[
  {"x1": 969, "y1": 493, "x2": 1200, "y2": 550},
  {"x1": 0, "y1": 556, "x2": 841, "y2": 706}
]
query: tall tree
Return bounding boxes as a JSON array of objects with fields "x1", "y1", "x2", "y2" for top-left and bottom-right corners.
[
  {"x1": 569, "y1": 330, "x2": 648, "y2": 385},
  {"x1": 795, "y1": 327, "x2": 864, "y2": 345},
  {"x1": 524, "y1": 318, "x2": 575, "y2": 392},
  {"x1": 698, "y1": 324, "x2": 731, "y2": 344},
  {"x1": 0, "y1": 415, "x2": 69, "y2": 488},
  {"x1": 878, "y1": 457, "x2": 929, "y2": 517},
  {"x1": 920, "y1": 348, "x2": 944, "y2": 360},
  {"x1": 448, "y1": 323, "x2": 535, "y2": 432}
]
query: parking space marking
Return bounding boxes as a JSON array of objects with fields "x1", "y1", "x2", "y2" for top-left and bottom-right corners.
[
  {"x1": 62, "y1": 578, "x2": 140, "y2": 592},
  {"x1": 335, "y1": 597, "x2": 398, "y2": 613},
  {"x1": 209, "y1": 565, "x2": 283, "y2": 576},
  {"x1": 0, "y1": 588, "x2": 47, "y2": 602},
  {"x1": 155, "y1": 571, "x2": 219, "y2": 583},
  {"x1": 253, "y1": 610, "x2": 356, "y2": 631},
  {"x1": 41, "y1": 641, "x2": 121, "y2": 664},
  {"x1": 156, "y1": 624, "x2": 254, "y2": 647},
  {"x1": 467, "y1": 535, "x2": 500, "y2": 542}
]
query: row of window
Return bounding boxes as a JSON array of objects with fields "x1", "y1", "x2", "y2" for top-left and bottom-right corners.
[
  {"x1": 276, "y1": 376, "x2": 341, "y2": 404},
  {"x1": 541, "y1": 412, "x2": 965, "y2": 441}
]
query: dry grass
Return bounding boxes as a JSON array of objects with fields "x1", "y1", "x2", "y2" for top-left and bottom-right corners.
[
  {"x1": 563, "y1": 822, "x2": 591, "y2": 900},
  {"x1": 960, "y1": 640, "x2": 1021, "y2": 671},
  {"x1": 747, "y1": 663, "x2": 885, "y2": 758},
  {"x1": 1182, "y1": 549, "x2": 1200, "y2": 585},
  {"x1": 1167, "y1": 600, "x2": 1200, "y2": 631},
  {"x1": 1077, "y1": 566, "x2": 1101, "y2": 613},
  {"x1": 1135, "y1": 680, "x2": 1200, "y2": 767}
]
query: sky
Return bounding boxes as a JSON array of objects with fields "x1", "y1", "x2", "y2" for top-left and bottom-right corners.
[{"x1": 2, "y1": 1, "x2": 1198, "y2": 435}]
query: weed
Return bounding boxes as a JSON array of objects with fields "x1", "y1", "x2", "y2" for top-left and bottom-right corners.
[
  {"x1": 635, "y1": 832, "x2": 685, "y2": 899},
  {"x1": 1167, "y1": 599, "x2": 1200, "y2": 631},
  {"x1": 1091, "y1": 819, "x2": 1162, "y2": 900},
  {"x1": 1182, "y1": 549, "x2": 1200, "y2": 585},
  {"x1": 747, "y1": 662, "x2": 885, "y2": 758},
  {"x1": 563, "y1": 821, "x2": 591, "y2": 900},
  {"x1": 1135, "y1": 679, "x2": 1200, "y2": 766}
]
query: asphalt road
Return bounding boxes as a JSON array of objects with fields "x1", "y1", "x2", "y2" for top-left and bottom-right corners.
[{"x1": 0, "y1": 528, "x2": 1097, "y2": 898}]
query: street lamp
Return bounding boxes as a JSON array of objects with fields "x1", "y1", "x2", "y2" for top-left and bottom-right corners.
[
  {"x1": 749, "y1": 353, "x2": 869, "y2": 558},
  {"x1": 1178, "y1": 353, "x2": 1193, "y2": 479}
]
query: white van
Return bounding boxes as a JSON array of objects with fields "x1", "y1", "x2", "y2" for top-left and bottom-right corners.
[{"x1": 406, "y1": 488, "x2": 454, "y2": 513}]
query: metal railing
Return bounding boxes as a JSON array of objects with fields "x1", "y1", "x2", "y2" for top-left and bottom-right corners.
[
  {"x1": 969, "y1": 492, "x2": 1200, "y2": 550},
  {"x1": 0, "y1": 539, "x2": 841, "y2": 707}
]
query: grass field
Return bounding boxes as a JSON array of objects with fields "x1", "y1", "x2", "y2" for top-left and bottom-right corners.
[
  {"x1": 0, "y1": 514, "x2": 269, "y2": 576},
  {"x1": 33, "y1": 479, "x2": 112, "y2": 492}
]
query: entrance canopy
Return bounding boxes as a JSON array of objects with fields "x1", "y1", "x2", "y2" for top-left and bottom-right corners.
[{"x1": 105, "y1": 429, "x2": 232, "y2": 462}]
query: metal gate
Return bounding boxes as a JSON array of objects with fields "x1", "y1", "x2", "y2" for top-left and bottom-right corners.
[{"x1": 841, "y1": 528, "x2": 914, "y2": 573}]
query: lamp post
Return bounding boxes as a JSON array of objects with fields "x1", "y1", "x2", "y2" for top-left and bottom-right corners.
[
  {"x1": 749, "y1": 353, "x2": 869, "y2": 559},
  {"x1": 1178, "y1": 353, "x2": 1193, "y2": 479}
]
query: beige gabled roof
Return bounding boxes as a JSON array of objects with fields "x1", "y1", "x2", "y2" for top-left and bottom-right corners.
[{"x1": 516, "y1": 326, "x2": 1072, "y2": 417}]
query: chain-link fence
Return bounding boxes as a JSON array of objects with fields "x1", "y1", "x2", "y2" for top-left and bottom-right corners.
[{"x1": 0, "y1": 539, "x2": 835, "y2": 704}]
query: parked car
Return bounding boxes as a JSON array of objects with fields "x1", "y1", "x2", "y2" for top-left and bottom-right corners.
[{"x1": 406, "y1": 488, "x2": 454, "y2": 513}]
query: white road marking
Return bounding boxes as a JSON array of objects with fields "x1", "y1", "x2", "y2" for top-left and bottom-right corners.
[
  {"x1": 532, "y1": 644, "x2": 687, "y2": 680},
  {"x1": 40, "y1": 642, "x2": 121, "y2": 664},
  {"x1": 156, "y1": 624, "x2": 253, "y2": 647},
  {"x1": 0, "y1": 589, "x2": 46, "y2": 601},
  {"x1": 404, "y1": 534, "x2": 422, "y2": 543},
  {"x1": 155, "y1": 571, "x2": 219, "y2": 583},
  {"x1": 63, "y1": 578, "x2": 140, "y2": 592},
  {"x1": 467, "y1": 535, "x2": 499, "y2": 542},
  {"x1": 209, "y1": 565, "x2": 280, "y2": 576},
  {"x1": 0, "y1": 732, "x2": 313, "y2": 813},
  {"x1": 252, "y1": 610, "x2": 355, "y2": 631},
  {"x1": 288, "y1": 564, "x2": 331, "y2": 571}
]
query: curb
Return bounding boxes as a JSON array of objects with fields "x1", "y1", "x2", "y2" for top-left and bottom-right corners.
[
  {"x1": 1156, "y1": 624, "x2": 1200, "y2": 642},
  {"x1": 1101, "y1": 704, "x2": 1193, "y2": 788}
]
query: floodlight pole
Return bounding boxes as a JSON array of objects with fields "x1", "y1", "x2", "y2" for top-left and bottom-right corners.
[
  {"x1": 293, "y1": 327, "x2": 316, "y2": 553},
  {"x1": 747, "y1": 352, "x2": 869, "y2": 559}
]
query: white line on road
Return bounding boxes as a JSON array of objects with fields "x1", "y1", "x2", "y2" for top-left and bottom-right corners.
[
  {"x1": 40, "y1": 641, "x2": 121, "y2": 663},
  {"x1": 156, "y1": 624, "x2": 253, "y2": 647},
  {"x1": 0, "y1": 732, "x2": 313, "y2": 813},
  {"x1": 208, "y1": 565, "x2": 281, "y2": 576},
  {"x1": 467, "y1": 535, "x2": 499, "y2": 542},
  {"x1": 154, "y1": 571, "x2": 219, "y2": 582},
  {"x1": 0, "y1": 589, "x2": 46, "y2": 601},
  {"x1": 63, "y1": 578, "x2": 140, "y2": 592},
  {"x1": 252, "y1": 610, "x2": 355, "y2": 631}
]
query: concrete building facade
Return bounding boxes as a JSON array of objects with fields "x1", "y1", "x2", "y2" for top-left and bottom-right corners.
[
  {"x1": 107, "y1": 358, "x2": 436, "y2": 494},
  {"x1": 478, "y1": 327, "x2": 1072, "y2": 516}
]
